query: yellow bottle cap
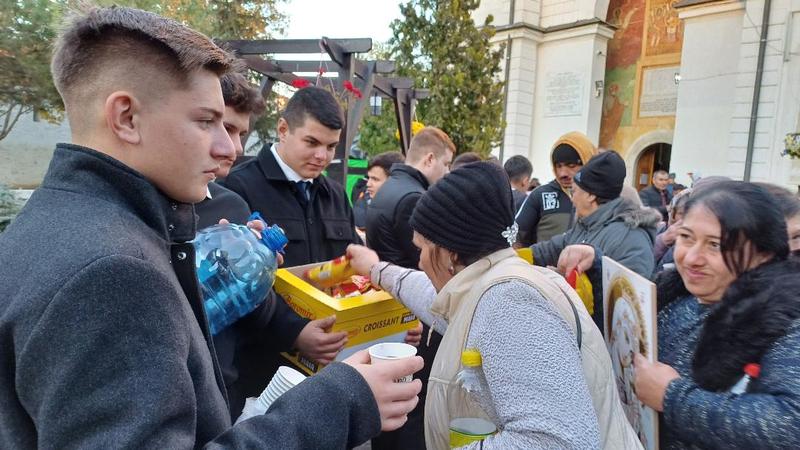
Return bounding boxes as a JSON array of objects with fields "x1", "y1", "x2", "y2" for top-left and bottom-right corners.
[{"x1": 461, "y1": 349, "x2": 482, "y2": 367}]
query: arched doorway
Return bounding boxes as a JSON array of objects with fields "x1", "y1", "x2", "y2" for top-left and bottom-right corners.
[{"x1": 634, "y1": 143, "x2": 672, "y2": 191}]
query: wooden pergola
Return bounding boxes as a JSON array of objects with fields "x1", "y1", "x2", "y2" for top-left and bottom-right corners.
[{"x1": 223, "y1": 38, "x2": 429, "y2": 184}]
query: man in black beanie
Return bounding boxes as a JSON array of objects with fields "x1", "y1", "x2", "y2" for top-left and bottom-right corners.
[
  {"x1": 529, "y1": 151, "x2": 660, "y2": 325},
  {"x1": 515, "y1": 132, "x2": 597, "y2": 246}
]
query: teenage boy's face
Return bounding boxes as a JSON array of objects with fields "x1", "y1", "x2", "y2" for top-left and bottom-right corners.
[
  {"x1": 217, "y1": 106, "x2": 251, "y2": 178},
  {"x1": 136, "y1": 70, "x2": 234, "y2": 203},
  {"x1": 277, "y1": 116, "x2": 340, "y2": 180}
]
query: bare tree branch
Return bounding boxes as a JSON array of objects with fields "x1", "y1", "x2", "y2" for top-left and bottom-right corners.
[{"x1": 0, "y1": 103, "x2": 30, "y2": 142}]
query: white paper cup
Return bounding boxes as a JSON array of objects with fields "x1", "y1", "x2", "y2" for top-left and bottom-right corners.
[
  {"x1": 257, "y1": 366, "x2": 307, "y2": 411},
  {"x1": 368, "y1": 342, "x2": 418, "y2": 382}
]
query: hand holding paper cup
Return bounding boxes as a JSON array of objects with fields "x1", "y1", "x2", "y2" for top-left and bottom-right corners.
[
  {"x1": 344, "y1": 348, "x2": 424, "y2": 431},
  {"x1": 369, "y1": 342, "x2": 418, "y2": 383}
]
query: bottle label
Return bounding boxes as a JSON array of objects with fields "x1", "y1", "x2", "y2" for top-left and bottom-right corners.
[{"x1": 449, "y1": 418, "x2": 496, "y2": 447}]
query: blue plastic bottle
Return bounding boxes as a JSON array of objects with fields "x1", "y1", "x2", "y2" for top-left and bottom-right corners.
[{"x1": 193, "y1": 217, "x2": 287, "y2": 335}]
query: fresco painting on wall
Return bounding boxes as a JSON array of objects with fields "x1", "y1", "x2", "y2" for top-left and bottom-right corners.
[
  {"x1": 601, "y1": 0, "x2": 645, "y2": 150},
  {"x1": 607, "y1": 0, "x2": 645, "y2": 70},
  {"x1": 600, "y1": 0, "x2": 683, "y2": 160},
  {"x1": 646, "y1": 0, "x2": 684, "y2": 57},
  {"x1": 600, "y1": 66, "x2": 636, "y2": 147}
]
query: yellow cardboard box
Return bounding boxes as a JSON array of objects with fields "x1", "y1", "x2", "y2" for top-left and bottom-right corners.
[{"x1": 275, "y1": 263, "x2": 420, "y2": 375}]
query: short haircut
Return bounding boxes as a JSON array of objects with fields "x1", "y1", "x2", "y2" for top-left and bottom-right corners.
[
  {"x1": 653, "y1": 170, "x2": 669, "y2": 179},
  {"x1": 504, "y1": 155, "x2": 533, "y2": 182},
  {"x1": 368, "y1": 151, "x2": 404, "y2": 175},
  {"x1": 52, "y1": 6, "x2": 235, "y2": 129},
  {"x1": 221, "y1": 71, "x2": 266, "y2": 116},
  {"x1": 282, "y1": 86, "x2": 343, "y2": 131},
  {"x1": 754, "y1": 182, "x2": 800, "y2": 220},
  {"x1": 451, "y1": 152, "x2": 482, "y2": 169},
  {"x1": 406, "y1": 127, "x2": 456, "y2": 164}
]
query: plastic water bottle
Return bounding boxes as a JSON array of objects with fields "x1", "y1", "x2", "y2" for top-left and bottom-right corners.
[
  {"x1": 730, "y1": 363, "x2": 761, "y2": 394},
  {"x1": 447, "y1": 349, "x2": 497, "y2": 447},
  {"x1": 193, "y1": 219, "x2": 287, "y2": 335}
]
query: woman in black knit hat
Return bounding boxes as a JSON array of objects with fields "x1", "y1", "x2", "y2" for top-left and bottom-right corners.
[{"x1": 348, "y1": 162, "x2": 639, "y2": 449}]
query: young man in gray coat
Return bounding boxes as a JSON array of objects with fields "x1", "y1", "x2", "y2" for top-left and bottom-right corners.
[{"x1": 0, "y1": 6, "x2": 422, "y2": 449}]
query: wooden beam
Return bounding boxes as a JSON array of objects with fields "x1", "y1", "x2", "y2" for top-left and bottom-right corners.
[
  {"x1": 260, "y1": 77, "x2": 276, "y2": 99},
  {"x1": 412, "y1": 89, "x2": 430, "y2": 100},
  {"x1": 242, "y1": 56, "x2": 280, "y2": 74},
  {"x1": 236, "y1": 44, "x2": 423, "y2": 163},
  {"x1": 346, "y1": 61, "x2": 376, "y2": 153},
  {"x1": 269, "y1": 59, "x2": 395, "y2": 74},
  {"x1": 323, "y1": 37, "x2": 358, "y2": 184},
  {"x1": 386, "y1": 78, "x2": 414, "y2": 89},
  {"x1": 224, "y1": 38, "x2": 372, "y2": 55},
  {"x1": 394, "y1": 88, "x2": 412, "y2": 154},
  {"x1": 242, "y1": 56, "x2": 298, "y2": 85},
  {"x1": 321, "y1": 37, "x2": 347, "y2": 67},
  {"x1": 239, "y1": 76, "x2": 275, "y2": 149}
]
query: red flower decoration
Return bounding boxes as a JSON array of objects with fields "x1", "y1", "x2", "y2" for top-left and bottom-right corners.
[
  {"x1": 341, "y1": 80, "x2": 362, "y2": 99},
  {"x1": 291, "y1": 78, "x2": 311, "y2": 89},
  {"x1": 318, "y1": 67, "x2": 325, "y2": 76}
]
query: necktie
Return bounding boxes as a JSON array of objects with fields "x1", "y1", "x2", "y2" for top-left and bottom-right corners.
[
  {"x1": 660, "y1": 189, "x2": 668, "y2": 207},
  {"x1": 296, "y1": 181, "x2": 311, "y2": 203}
]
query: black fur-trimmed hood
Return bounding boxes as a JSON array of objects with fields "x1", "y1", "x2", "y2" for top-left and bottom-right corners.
[{"x1": 690, "y1": 258, "x2": 800, "y2": 391}]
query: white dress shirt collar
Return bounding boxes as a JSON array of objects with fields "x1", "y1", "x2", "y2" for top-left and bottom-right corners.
[{"x1": 271, "y1": 143, "x2": 314, "y2": 184}]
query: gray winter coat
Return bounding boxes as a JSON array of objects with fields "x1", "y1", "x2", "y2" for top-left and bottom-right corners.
[
  {"x1": 531, "y1": 198, "x2": 660, "y2": 278},
  {"x1": 0, "y1": 144, "x2": 380, "y2": 449}
]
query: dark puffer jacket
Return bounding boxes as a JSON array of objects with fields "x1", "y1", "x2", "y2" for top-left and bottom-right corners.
[{"x1": 365, "y1": 164, "x2": 429, "y2": 269}]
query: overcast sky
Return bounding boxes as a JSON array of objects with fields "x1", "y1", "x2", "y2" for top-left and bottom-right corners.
[{"x1": 282, "y1": 0, "x2": 402, "y2": 44}]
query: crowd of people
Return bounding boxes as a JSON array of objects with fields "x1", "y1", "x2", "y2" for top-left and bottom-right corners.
[{"x1": 1, "y1": 5, "x2": 799, "y2": 450}]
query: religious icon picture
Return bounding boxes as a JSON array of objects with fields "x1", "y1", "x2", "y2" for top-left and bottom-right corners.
[{"x1": 603, "y1": 256, "x2": 658, "y2": 450}]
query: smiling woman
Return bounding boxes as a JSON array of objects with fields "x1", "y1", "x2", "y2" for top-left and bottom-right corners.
[{"x1": 637, "y1": 180, "x2": 800, "y2": 450}]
